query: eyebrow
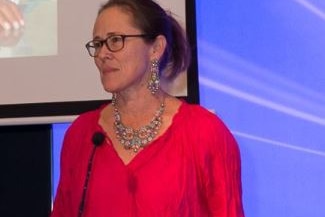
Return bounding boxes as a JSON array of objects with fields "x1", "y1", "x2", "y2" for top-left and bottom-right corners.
[{"x1": 93, "y1": 32, "x2": 121, "y2": 40}]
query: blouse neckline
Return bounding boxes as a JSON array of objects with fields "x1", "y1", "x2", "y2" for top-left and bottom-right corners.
[{"x1": 95, "y1": 100, "x2": 187, "y2": 167}]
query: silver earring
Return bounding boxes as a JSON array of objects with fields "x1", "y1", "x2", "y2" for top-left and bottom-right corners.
[{"x1": 147, "y1": 59, "x2": 160, "y2": 94}]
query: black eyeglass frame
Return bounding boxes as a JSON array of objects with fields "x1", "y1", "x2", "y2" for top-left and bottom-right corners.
[{"x1": 85, "y1": 34, "x2": 153, "y2": 57}]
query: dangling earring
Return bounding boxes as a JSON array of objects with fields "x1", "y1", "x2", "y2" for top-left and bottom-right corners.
[{"x1": 147, "y1": 59, "x2": 160, "y2": 94}]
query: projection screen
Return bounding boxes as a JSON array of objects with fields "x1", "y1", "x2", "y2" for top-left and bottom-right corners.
[{"x1": 0, "y1": 0, "x2": 198, "y2": 125}]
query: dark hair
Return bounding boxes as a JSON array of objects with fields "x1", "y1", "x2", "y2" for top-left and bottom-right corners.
[{"x1": 98, "y1": 0, "x2": 191, "y2": 80}]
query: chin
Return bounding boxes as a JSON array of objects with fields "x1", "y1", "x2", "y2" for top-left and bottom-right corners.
[
  {"x1": 101, "y1": 79, "x2": 115, "y2": 91},
  {"x1": 102, "y1": 83, "x2": 121, "y2": 93},
  {"x1": 103, "y1": 86, "x2": 115, "y2": 93}
]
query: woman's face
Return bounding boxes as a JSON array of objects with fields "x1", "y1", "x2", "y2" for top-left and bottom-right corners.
[{"x1": 93, "y1": 6, "x2": 154, "y2": 94}]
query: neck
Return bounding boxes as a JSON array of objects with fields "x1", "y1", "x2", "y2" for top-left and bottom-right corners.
[
  {"x1": 113, "y1": 89, "x2": 166, "y2": 116},
  {"x1": 112, "y1": 92, "x2": 166, "y2": 153}
]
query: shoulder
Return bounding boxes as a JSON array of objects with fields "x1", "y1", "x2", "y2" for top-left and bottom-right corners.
[
  {"x1": 179, "y1": 102, "x2": 228, "y2": 131},
  {"x1": 59, "y1": 106, "x2": 105, "y2": 162},
  {"x1": 63, "y1": 106, "x2": 104, "y2": 146},
  {"x1": 177, "y1": 102, "x2": 238, "y2": 153},
  {"x1": 68, "y1": 109, "x2": 100, "y2": 133},
  {"x1": 71, "y1": 107, "x2": 102, "y2": 128}
]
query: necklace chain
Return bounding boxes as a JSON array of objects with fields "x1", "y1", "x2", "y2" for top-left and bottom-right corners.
[{"x1": 112, "y1": 97, "x2": 165, "y2": 153}]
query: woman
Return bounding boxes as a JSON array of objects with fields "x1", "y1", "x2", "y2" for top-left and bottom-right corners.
[{"x1": 51, "y1": 0, "x2": 245, "y2": 216}]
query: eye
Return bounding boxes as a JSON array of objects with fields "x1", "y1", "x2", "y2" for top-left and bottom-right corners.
[
  {"x1": 91, "y1": 40, "x2": 103, "y2": 49},
  {"x1": 109, "y1": 35, "x2": 123, "y2": 44}
]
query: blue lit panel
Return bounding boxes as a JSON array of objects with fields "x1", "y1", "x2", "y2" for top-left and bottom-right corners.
[
  {"x1": 196, "y1": 0, "x2": 325, "y2": 216},
  {"x1": 52, "y1": 123, "x2": 70, "y2": 200}
]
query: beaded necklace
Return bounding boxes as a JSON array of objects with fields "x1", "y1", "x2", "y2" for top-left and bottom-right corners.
[{"x1": 112, "y1": 96, "x2": 165, "y2": 153}]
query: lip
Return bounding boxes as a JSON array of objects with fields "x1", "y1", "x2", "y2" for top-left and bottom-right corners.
[{"x1": 102, "y1": 66, "x2": 119, "y2": 74}]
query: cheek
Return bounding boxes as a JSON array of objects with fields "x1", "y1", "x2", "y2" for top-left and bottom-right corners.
[
  {"x1": 123, "y1": 58, "x2": 148, "y2": 80},
  {"x1": 122, "y1": 50, "x2": 150, "y2": 73}
]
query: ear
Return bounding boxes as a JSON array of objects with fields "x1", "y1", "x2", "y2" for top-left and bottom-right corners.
[{"x1": 150, "y1": 35, "x2": 167, "y2": 61}]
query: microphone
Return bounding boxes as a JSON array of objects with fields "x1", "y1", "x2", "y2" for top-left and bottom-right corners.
[
  {"x1": 92, "y1": 132, "x2": 105, "y2": 147},
  {"x1": 77, "y1": 132, "x2": 105, "y2": 217}
]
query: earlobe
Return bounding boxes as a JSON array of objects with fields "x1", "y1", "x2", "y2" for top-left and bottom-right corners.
[{"x1": 151, "y1": 35, "x2": 167, "y2": 60}]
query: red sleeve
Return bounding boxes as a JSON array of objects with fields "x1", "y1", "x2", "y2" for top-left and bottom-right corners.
[
  {"x1": 207, "y1": 130, "x2": 244, "y2": 217},
  {"x1": 193, "y1": 108, "x2": 245, "y2": 217},
  {"x1": 50, "y1": 109, "x2": 100, "y2": 217}
]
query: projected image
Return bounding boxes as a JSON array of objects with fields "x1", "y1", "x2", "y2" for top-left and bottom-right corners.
[
  {"x1": 0, "y1": 0, "x2": 190, "y2": 122},
  {"x1": 0, "y1": 0, "x2": 57, "y2": 58}
]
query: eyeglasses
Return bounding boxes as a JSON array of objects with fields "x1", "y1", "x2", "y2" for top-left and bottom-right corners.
[{"x1": 85, "y1": 34, "x2": 152, "y2": 57}]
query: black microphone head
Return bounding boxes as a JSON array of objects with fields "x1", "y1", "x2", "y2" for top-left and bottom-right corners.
[{"x1": 92, "y1": 132, "x2": 105, "y2": 147}]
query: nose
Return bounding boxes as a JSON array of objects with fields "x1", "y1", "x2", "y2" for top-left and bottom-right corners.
[{"x1": 96, "y1": 43, "x2": 113, "y2": 59}]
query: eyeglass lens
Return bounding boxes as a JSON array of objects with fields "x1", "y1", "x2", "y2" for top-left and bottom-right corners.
[{"x1": 86, "y1": 35, "x2": 124, "y2": 57}]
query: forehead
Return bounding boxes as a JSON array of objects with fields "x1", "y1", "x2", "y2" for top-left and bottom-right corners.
[{"x1": 93, "y1": 6, "x2": 140, "y2": 37}]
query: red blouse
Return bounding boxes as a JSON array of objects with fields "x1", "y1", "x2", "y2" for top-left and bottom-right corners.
[{"x1": 51, "y1": 102, "x2": 245, "y2": 217}]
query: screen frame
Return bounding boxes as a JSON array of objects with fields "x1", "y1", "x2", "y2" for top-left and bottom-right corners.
[{"x1": 0, "y1": 0, "x2": 199, "y2": 125}]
